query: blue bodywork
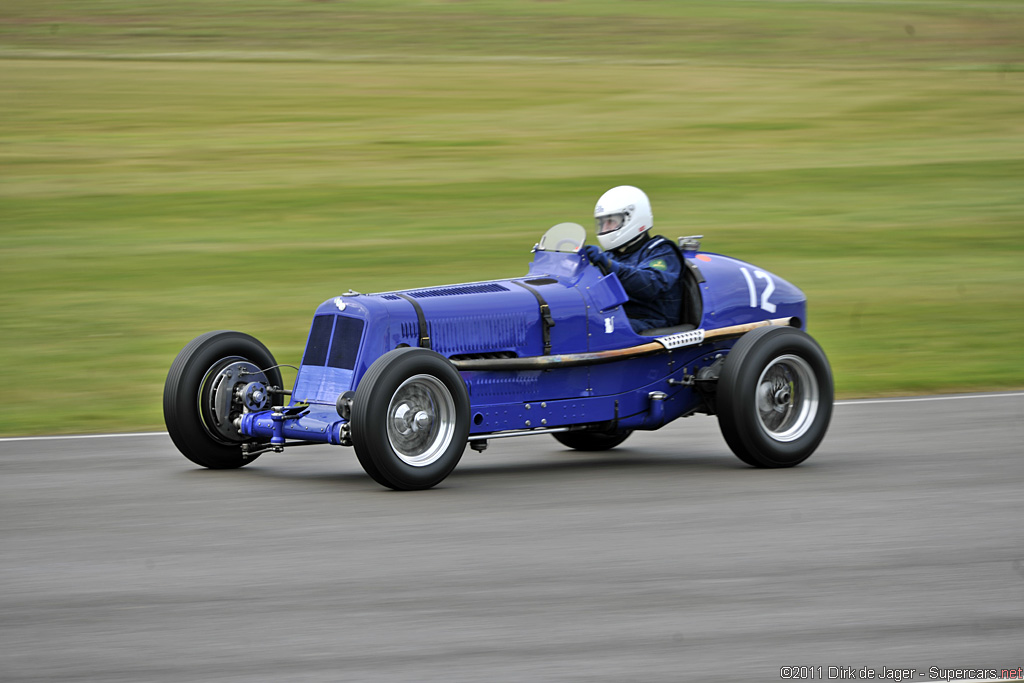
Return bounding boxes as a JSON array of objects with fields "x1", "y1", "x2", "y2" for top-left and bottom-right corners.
[{"x1": 239, "y1": 245, "x2": 806, "y2": 447}]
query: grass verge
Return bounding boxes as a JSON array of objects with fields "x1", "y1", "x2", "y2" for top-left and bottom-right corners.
[{"x1": 2, "y1": 1, "x2": 1022, "y2": 435}]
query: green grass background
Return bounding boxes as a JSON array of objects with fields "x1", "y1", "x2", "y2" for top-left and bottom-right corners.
[{"x1": 2, "y1": 0, "x2": 1022, "y2": 436}]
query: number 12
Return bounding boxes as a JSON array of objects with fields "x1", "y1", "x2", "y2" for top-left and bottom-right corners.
[{"x1": 740, "y1": 267, "x2": 777, "y2": 313}]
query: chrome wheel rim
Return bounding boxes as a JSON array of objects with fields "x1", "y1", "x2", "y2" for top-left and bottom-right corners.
[
  {"x1": 386, "y1": 374, "x2": 456, "y2": 467},
  {"x1": 755, "y1": 354, "x2": 819, "y2": 443}
]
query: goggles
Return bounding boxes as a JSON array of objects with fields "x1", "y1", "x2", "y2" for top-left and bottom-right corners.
[{"x1": 595, "y1": 213, "x2": 626, "y2": 235}]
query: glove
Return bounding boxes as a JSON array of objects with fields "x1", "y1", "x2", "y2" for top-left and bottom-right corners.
[{"x1": 582, "y1": 245, "x2": 612, "y2": 271}]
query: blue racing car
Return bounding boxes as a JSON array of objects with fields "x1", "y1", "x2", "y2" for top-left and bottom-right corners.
[{"x1": 164, "y1": 223, "x2": 833, "y2": 489}]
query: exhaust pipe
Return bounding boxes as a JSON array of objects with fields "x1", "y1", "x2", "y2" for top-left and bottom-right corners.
[{"x1": 451, "y1": 317, "x2": 797, "y2": 371}]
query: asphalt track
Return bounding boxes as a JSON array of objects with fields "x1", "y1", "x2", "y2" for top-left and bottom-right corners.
[{"x1": 2, "y1": 393, "x2": 1022, "y2": 682}]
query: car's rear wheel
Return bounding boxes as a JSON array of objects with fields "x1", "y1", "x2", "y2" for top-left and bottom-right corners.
[
  {"x1": 350, "y1": 348, "x2": 470, "y2": 490},
  {"x1": 716, "y1": 326, "x2": 833, "y2": 468},
  {"x1": 163, "y1": 331, "x2": 282, "y2": 469},
  {"x1": 553, "y1": 429, "x2": 632, "y2": 451}
]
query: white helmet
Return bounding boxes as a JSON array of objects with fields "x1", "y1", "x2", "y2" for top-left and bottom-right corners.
[{"x1": 593, "y1": 185, "x2": 653, "y2": 251}]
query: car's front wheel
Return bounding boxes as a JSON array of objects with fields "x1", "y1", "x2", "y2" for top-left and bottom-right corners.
[
  {"x1": 350, "y1": 348, "x2": 470, "y2": 490},
  {"x1": 716, "y1": 326, "x2": 833, "y2": 468},
  {"x1": 163, "y1": 331, "x2": 282, "y2": 469}
]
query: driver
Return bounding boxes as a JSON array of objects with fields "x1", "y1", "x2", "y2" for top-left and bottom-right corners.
[{"x1": 581, "y1": 186, "x2": 683, "y2": 333}]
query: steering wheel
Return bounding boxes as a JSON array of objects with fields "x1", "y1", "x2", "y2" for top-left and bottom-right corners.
[{"x1": 589, "y1": 251, "x2": 611, "y2": 277}]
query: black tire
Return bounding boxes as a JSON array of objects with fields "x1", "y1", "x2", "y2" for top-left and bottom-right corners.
[
  {"x1": 350, "y1": 348, "x2": 470, "y2": 490},
  {"x1": 163, "y1": 331, "x2": 282, "y2": 469},
  {"x1": 553, "y1": 429, "x2": 632, "y2": 451},
  {"x1": 716, "y1": 326, "x2": 833, "y2": 468}
]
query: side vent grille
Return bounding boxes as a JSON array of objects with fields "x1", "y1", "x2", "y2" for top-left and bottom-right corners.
[
  {"x1": 449, "y1": 351, "x2": 518, "y2": 361},
  {"x1": 429, "y1": 314, "x2": 529, "y2": 356},
  {"x1": 399, "y1": 315, "x2": 529, "y2": 355}
]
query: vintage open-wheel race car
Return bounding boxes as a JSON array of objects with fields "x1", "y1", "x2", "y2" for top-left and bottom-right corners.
[{"x1": 164, "y1": 222, "x2": 833, "y2": 489}]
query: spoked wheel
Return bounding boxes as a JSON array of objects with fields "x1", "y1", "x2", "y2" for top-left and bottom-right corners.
[
  {"x1": 163, "y1": 331, "x2": 282, "y2": 469},
  {"x1": 716, "y1": 326, "x2": 833, "y2": 468},
  {"x1": 553, "y1": 429, "x2": 632, "y2": 451},
  {"x1": 350, "y1": 348, "x2": 469, "y2": 490}
]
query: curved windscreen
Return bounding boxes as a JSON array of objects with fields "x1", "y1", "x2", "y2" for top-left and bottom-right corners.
[{"x1": 537, "y1": 222, "x2": 586, "y2": 253}]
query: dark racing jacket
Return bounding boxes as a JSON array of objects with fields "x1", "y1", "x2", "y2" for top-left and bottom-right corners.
[{"x1": 605, "y1": 234, "x2": 684, "y2": 332}]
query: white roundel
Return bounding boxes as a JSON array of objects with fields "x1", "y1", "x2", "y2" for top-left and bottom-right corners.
[{"x1": 593, "y1": 185, "x2": 653, "y2": 251}]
